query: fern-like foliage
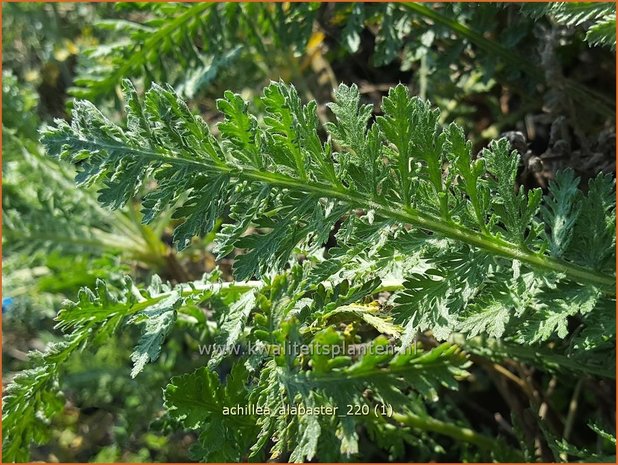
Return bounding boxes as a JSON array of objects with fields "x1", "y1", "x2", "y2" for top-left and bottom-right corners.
[
  {"x1": 72, "y1": 2, "x2": 319, "y2": 100},
  {"x1": 1, "y1": 272, "x2": 255, "y2": 462},
  {"x1": 520, "y1": 2, "x2": 616, "y2": 50},
  {"x1": 31, "y1": 80, "x2": 618, "y2": 461},
  {"x1": 70, "y1": 2, "x2": 614, "y2": 122},
  {"x1": 1, "y1": 71, "x2": 174, "y2": 310},
  {"x1": 2, "y1": 277, "x2": 142, "y2": 462},
  {"x1": 5, "y1": 262, "x2": 506, "y2": 461},
  {"x1": 165, "y1": 341, "x2": 469, "y2": 462},
  {"x1": 550, "y1": 2, "x2": 616, "y2": 50},
  {"x1": 42, "y1": 81, "x2": 615, "y2": 279},
  {"x1": 72, "y1": 2, "x2": 212, "y2": 99},
  {"x1": 5, "y1": 3, "x2": 616, "y2": 461},
  {"x1": 41, "y1": 81, "x2": 615, "y2": 350}
]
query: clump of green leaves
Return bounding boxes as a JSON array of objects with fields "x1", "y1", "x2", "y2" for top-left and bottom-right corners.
[
  {"x1": 41, "y1": 80, "x2": 615, "y2": 353},
  {"x1": 4, "y1": 80, "x2": 615, "y2": 462},
  {"x1": 42, "y1": 79, "x2": 615, "y2": 282}
]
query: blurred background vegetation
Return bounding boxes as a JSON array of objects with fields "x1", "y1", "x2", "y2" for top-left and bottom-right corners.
[{"x1": 2, "y1": 2, "x2": 615, "y2": 462}]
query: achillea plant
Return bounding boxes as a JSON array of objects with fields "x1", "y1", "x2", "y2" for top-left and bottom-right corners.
[{"x1": 3, "y1": 81, "x2": 615, "y2": 462}]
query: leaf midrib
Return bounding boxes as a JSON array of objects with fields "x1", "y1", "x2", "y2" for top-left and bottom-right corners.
[{"x1": 76, "y1": 139, "x2": 616, "y2": 291}]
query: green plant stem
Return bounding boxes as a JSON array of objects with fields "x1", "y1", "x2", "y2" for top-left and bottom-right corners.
[
  {"x1": 177, "y1": 279, "x2": 405, "y2": 297},
  {"x1": 391, "y1": 411, "x2": 501, "y2": 451},
  {"x1": 462, "y1": 336, "x2": 615, "y2": 379},
  {"x1": 230, "y1": 167, "x2": 616, "y2": 291},
  {"x1": 308, "y1": 357, "x2": 461, "y2": 384},
  {"x1": 74, "y1": 141, "x2": 615, "y2": 291}
]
